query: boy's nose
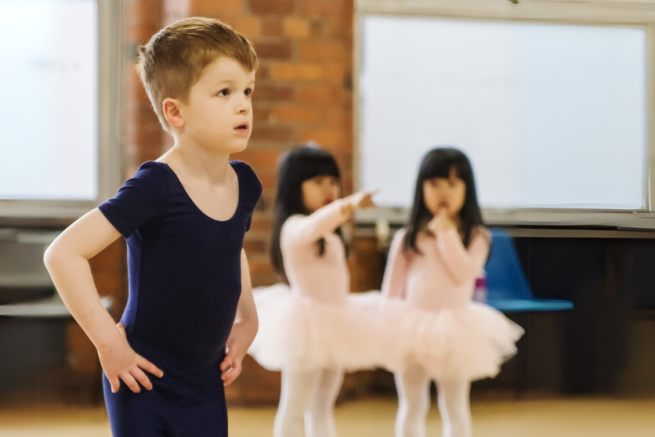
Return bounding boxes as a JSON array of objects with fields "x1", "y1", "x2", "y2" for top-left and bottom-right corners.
[{"x1": 235, "y1": 97, "x2": 251, "y2": 114}]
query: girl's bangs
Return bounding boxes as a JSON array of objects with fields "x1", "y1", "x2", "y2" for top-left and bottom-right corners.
[
  {"x1": 421, "y1": 156, "x2": 462, "y2": 181},
  {"x1": 298, "y1": 152, "x2": 341, "y2": 182}
]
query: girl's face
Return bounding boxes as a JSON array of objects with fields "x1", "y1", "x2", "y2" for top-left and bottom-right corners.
[
  {"x1": 301, "y1": 175, "x2": 340, "y2": 213},
  {"x1": 423, "y1": 168, "x2": 466, "y2": 219}
]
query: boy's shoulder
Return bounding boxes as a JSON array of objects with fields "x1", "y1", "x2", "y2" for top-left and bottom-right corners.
[
  {"x1": 230, "y1": 160, "x2": 262, "y2": 198},
  {"x1": 132, "y1": 160, "x2": 167, "y2": 177},
  {"x1": 230, "y1": 160, "x2": 259, "y2": 181}
]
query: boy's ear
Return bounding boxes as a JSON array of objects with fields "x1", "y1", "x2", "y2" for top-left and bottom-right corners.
[{"x1": 162, "y1": 98, "x2": 184, "y2": 128}]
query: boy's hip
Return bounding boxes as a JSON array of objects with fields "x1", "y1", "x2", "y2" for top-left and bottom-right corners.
[{"x1": 104, "y1": 334, "x2": 226, "y2": 405}]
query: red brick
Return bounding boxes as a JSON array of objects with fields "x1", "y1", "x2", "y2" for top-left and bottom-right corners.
[
  {"x1": 262, "y1": 17, "x2": 284, "y2": 36},
  {"x1": 126, "y1": 22, "x2": 161, "y2": 44},
  {"x1": 253, "y1": 41, "x2": 292, "y2": 60},
  {"x1": 232, "y1": 148, "x2": 281, "y2": 168},
  {"x1": 249, "y1": 0, "x2": 295, "y2": 15},
  {"x1": 326, "y1": 108, "x2": 349, "y2": 128},
  {"x1": 270, "y1": 63, "x2": 324, "y2": 81},
  {"x1": 126, "y1": 0, "x2": 163, "y2": 24},
  {"x1": 256, "y1": 172, "x2": 279, "y2": 189},
  {"x1": 302, "y1": 2, "x2": 334, "y2": 17},
  {"x1": 244, "y1": 239, "x2": 267, "y2": 253},
  {"x1": 253, "y1": 107, "x2": 271, "y2": 123},
  {"x1": 190, "y1": 0, "x2": 244, "y2": 16},
  {"x1": 256, "y1": 63, "x2": 270, "y2": 79},
  {"x1": 249, "y1": 259, "x2": 276, "y2": 278},
  {"x1": 234, "y1": 16, "x2": 262, "y2": 38},
  {"x1": 247, "y1": 216, "x2": 273, "y2": 234},
  {"x1": 273, "y1": 106, "x2": 323, "y2": 123},
  {"x1": 299, "y1": 42, "x2": 345, "y2": 63},
  {"x1": 325, "y1": 64, "x2": 346, "y2": 87},
  {"x1": 253, "y1": 84, "x2": 294, "y2": 101},
  {"x1": 299, "y1": 129, "x2": 346, "y2": 148},
  {"x1": 125, "y1": 120, "x2": 161, "y2": 138},
  {"x1": 252, "y1": 126, "x2": 295, "y2": 141},
  {"x1": 329, "y1": 19, "x2": 353, "y2": 40},
  {"x1": 309, "y1": 18, "x2": 325, "y2": 38},
  {"x1": 299, "y1": 85, "x2": 342, "y2": 105},
  {"x1": 283, "y1": 17, "x2": 310, "y2": 39},
  {"x1": 126, "y1": 129, "x2": 163, "y2": 147}
]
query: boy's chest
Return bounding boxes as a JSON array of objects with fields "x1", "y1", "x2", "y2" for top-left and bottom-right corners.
[{"x1": 180, "y1": 179, "x2": 239, "y2": 221}]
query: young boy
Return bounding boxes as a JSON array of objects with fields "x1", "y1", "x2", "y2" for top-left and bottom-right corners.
[{"x1": 44, "y1": 17, "x2": 261, "y2": 436}]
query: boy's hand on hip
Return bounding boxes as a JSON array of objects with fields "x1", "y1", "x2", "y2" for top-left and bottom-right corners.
[
  {"x1": 220, "y1": 347, "x2": 243, "y2": 387},
  {"x1": 98, "y1": 323, "x2": 164, "y2": 394}
]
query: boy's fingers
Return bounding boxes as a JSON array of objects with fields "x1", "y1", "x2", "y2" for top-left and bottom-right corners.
[
  {"x1": 223, "y1": 366, "x2": 242, "y2": 386},
  {"x1": 131, "y1": 367, "x2": 153, "y2": 391},
  {"x1": 220, "y1": 359, "x2": 233, "y2": 373},
  {"x1": 108, "y1": 375, "x2": 120, "y2": 394},
  {"x1": 121, "y1": 372, "x2": 141, "y2": 393},
  {"x1": 137, "y1": 356, "x2": 163, "y2": 377}
]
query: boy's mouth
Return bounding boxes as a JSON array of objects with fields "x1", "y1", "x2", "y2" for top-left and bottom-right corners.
[{"x1": 234, "y1": 122, "x2": 250, "y2": 133}]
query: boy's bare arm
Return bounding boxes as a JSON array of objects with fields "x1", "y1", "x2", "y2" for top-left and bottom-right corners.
[
  {"x1": 220, "y1": 248, "x2": 258, "y2": 386},
  {"x1": 44, "y1": 209, "x2": 163, "y2": 393}
]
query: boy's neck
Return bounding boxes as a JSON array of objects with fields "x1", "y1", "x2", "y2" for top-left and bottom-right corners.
[{"x1": 163, "y1": 140, "x2": 232, "y2": 184}]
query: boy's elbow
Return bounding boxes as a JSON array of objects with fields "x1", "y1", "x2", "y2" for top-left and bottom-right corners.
[
  {"x1": 43, "y1": 244, "x2": 59, "y2": 271},
  {"x1": 43, "y1": 242, "x2": 73, "y2": 271}
]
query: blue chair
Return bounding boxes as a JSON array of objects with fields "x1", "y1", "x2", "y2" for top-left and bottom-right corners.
[{"x1": 485, "y1": 229, "x2": 574, "y2": 313}]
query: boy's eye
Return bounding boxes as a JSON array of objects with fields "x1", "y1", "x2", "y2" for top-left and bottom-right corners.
[
  {"x1": 217, "y1": 89, "x2": 229, "y2": 97},
  {"x1": 245, "y1": 88, "x2": 253, "y2": 97}
]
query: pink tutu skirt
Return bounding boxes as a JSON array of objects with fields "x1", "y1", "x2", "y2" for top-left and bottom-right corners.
[
  {"x1": 248, "y1": 284, "x2": 382, "y2": 372},
  {"x1": 380, "y1": 299, "x2": 524, "y2": 381}
]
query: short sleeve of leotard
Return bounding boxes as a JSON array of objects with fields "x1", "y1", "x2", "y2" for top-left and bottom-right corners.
[
  {"x1": 98, "y1": 162, "x2": 168, "y2": 239},
  {"x1": 232, "y1": 161, "x2": 262, "y2": 232}
]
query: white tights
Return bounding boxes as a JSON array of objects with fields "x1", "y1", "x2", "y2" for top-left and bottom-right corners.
[
  {"x1": 274, "y1": 368, "x2": 344, "y2": 437},
  {"x1": 395, "y1": 364, "x2": 471, "y2": 437}
]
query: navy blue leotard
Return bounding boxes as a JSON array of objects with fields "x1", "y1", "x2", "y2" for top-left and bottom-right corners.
[{"x1": 98, "y1": 160, "x2": 261, "y2": 437}]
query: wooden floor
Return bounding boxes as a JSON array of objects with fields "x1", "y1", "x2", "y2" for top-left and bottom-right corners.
[{"x1": 1, "y1": 396, "x2": 654, "y2": 436}]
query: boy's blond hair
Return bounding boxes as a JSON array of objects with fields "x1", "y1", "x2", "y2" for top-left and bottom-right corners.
[{"x1": 137, "y1": 17, "x2": 258, "y2": 131}]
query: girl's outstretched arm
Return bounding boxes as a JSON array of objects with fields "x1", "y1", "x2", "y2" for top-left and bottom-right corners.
[
  {"x1": 221, "y1": 248, "x2": 258, "y2": 386},
  {"x1": 283, "y1": 191, "x2": 375, "y2": 245},
  {"x1": 381, "y1": 229, "x2": 409, "y2": 300},
  {"x1": 44, "y1": 209, "x2": 163, "y2": 394},
  {"x1": 435, "y1": 227, "x2": 490, "y2": 285}
]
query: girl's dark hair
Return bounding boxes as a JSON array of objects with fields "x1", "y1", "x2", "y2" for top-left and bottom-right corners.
[
  {"x1": 271, "y1": 143, "x2": 342, "y2": 280},
  {"x1": 404, "y1": 147, "x2": 484, "y2": 254}
]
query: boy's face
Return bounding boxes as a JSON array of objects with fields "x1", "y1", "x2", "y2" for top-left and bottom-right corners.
[{"x1": 178, "y1": 56, "x2": 255, "y2": 153}]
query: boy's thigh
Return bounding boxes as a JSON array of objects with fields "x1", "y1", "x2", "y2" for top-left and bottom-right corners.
[
  {"x1": 102, "y1": 371, "x2": 228, "y2": 437},
  {"x1": 174, "y1": 397, "x2": 228, "y2": 437},
  {"x1": 103, "y1": 373, "x2": 169, "y2": 437}
]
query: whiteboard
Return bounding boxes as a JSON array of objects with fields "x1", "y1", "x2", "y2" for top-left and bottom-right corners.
[
  {"x1": 0, "y1": 0, "x2": 98, "y2": 201},
  {"x1": 359, "y1": 16, "x2": 648, "y2": 210}
]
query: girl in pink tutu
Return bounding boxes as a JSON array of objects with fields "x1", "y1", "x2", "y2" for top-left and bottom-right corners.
[
  {"x1": 248, "y1": 143, "x2": 378, "y2": 437},
  {"x1": 380, "y1": 148, "x2": 523, "y2": 437}
]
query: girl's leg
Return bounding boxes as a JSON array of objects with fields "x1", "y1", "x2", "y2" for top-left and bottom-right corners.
[
  {"x1": 305, "y1": 368, "x2": 344, "y2": 437},
  {"x1": 395, "y1": 363, "x2": 431, "y2": 437},
  {"x1": 274, "y1": 369, "x2": 322, "y2": 437},
  {"x1": 436, "y1": 379, "x2": 472, "y2": 437}
]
